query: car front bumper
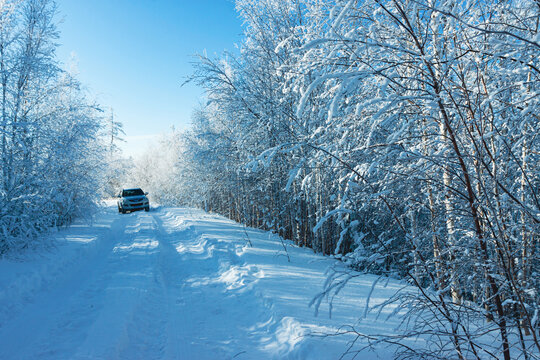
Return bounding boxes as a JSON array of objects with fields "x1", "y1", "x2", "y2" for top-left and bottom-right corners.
[{"x1": 121, "y1": 202, "x2": 149, "y2": 210}]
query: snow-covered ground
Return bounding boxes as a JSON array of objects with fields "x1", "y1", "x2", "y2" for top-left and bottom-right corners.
[{"x1": 0, "y1": 204, "x2": 409, "y2": 359}]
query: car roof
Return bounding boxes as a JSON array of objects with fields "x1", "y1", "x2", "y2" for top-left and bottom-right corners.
[{"x1": 123, "y1": 188, "x2": 143, "y2": 191}]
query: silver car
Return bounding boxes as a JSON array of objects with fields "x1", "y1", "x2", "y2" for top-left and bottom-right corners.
[{"x1": 117, "y1": 188, "x2": 150, "y2": 213}]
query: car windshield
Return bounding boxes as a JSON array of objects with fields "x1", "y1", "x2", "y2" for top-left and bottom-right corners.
[{"x1": 123, "y1": 189, "x2": 144, "y2": 197}]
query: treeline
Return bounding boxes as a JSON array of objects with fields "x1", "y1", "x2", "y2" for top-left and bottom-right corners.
[
  {"x1": 179, "y1": 0, "x2": 540, "y2": 358},
  {"x1": 0, "y1": 0, "x2": 105, "y2": 253}
]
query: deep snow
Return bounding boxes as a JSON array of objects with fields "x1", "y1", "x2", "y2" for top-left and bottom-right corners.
[{"x1": 0, "y1": 204, "x2": 409, "y2": 359}]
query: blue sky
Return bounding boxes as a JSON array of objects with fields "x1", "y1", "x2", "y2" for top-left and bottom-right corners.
[{"x1": 55, "y1": 0, "x2": 243, "y2": 157}]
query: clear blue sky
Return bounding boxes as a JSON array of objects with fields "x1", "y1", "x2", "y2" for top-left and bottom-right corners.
[{"x1": 55, "y1": 0, "x2": 243, "y2": 157}]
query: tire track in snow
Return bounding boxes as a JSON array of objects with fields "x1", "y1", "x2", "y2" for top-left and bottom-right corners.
[
  {"x1": 151, "y1": 213, "x2": 188, "y2": 360},
  {"x1": 31, "y1": 210, "x2": 155, "y2": 360},
  {"x1": 69, "y1": 211, "x2": 165, "y2": 360}
]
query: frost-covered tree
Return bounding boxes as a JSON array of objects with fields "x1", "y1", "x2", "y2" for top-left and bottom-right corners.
[
  {"x1": 102, "y1": 108, "x2": 129, "y2": 197},
  {"x1": 0, "y1": 0, "x2": 106, "y2": 253},
  {"x1": 129, "y1": 128, "x2": 185, "y2": 205}
]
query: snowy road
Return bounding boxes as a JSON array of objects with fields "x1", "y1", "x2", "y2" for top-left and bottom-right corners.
[{"x1": 0, "y1": 205, "x2": 406, "y2": 359}]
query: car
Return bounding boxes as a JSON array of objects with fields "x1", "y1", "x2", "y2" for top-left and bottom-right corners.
[{"x1": 117, "y1": 188, "x2": 150, "y2": 213}]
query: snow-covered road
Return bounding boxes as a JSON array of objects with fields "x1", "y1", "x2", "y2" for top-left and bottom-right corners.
[{"x1": 0, "y1": 205, "x2": 407, "y2": 359}]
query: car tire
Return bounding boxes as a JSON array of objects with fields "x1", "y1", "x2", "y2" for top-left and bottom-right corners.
[
  {"x1": 121, "y1": 208, "x2": 126, "y2": 214},
  {"x1": 145, "y1": 206, "x2": 150, "y2": 212}
]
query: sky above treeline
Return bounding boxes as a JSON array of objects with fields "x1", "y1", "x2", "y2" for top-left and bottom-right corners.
[{"x1": 55, "y1": 0, "x2": 243, "y2": 158}]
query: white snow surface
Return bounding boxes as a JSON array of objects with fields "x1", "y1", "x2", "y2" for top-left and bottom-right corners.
[{"x1": 0, "y1": 204, "x2": 408, "y2": 359}]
